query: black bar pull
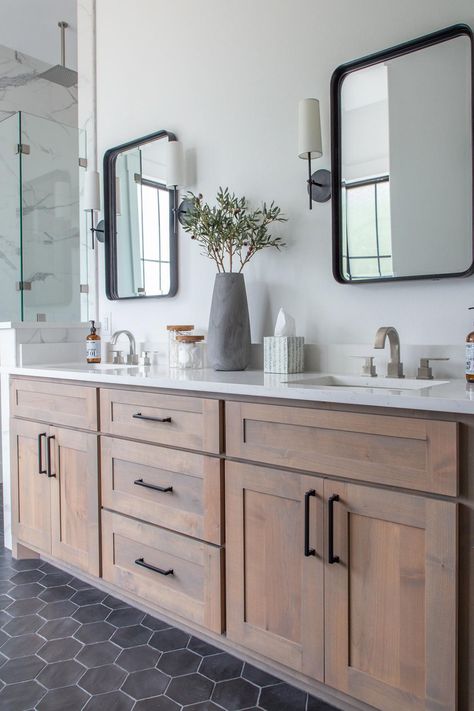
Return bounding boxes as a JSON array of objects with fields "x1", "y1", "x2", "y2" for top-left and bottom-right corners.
[
  {"x1": 135, "y1": 557, "x2": 174, "y2": 576},
  {"x1": 38, "y1": 433, "x2": 47, "y2": 474},
  {"x1": 46, "y1": 435, "x2": 56, "y2": 478},
  {"x1": 304, "y1": 489, "x2": 316, "y2": 557},
  {"x1": 328, "y1": 494, "x2": 340, "y2": 564},
  {"x1": 134, "y1": 478, "x2": 173, "y2": 493},
  {"x1": 133, "y1": 412, "x2": 172, "y2": 423}
]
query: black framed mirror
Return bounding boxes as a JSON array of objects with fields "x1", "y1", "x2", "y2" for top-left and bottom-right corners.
[
  {"x1": 331, "y1": 24, "x2": 474, "y2": 284},
  {"x1": 104, "y1": 130, "x2": 178, "y2": 299}
]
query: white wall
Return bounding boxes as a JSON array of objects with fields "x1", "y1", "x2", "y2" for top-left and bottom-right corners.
[{"x1": 94, "y1": 0, "x2": 474, "y2": 349}]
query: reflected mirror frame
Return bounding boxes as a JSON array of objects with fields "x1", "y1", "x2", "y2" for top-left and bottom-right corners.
[
  {"x1": 330, "y1": 23, "x2": 474, "y2": 284},
  {"x1": 103, "y1": 129, "x2": 178, "y2": 300}
]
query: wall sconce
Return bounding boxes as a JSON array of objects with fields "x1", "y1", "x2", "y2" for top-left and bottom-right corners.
[
  {"x1": 166, "y1": 139, "x2": 191, "y2": 227},
  {"x1": 83, "y1": 170, "x2": 104, "y2": 248},
  {"x1": 298, "y1": 98, "x2": 331, "y2": 209}
]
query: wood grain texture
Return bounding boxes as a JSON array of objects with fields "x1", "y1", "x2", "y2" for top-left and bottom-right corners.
[
  {"x1": 226, "y1": 401, "x2": 458, "y2": 495},
  {"x1": 101, "y1": 510, "x2": 224, "y2": 633},
  {"x1": 324, "y1": 480, "x2": 457, "y2": 711},
  {"x1": 10, "y1": 379, "x2": 98, "y2": 430},
  {"x1": 101, "y1": 436, "x2": 223, "y2": 544},
  {"x1": 226, "y1": 461, "x2": 324, "y2": 680},
  {"x1": 100, "y1": 388, "x2": 221, "y2": 453}
]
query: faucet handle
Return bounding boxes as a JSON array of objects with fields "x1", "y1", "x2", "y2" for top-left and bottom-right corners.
[
  {"x1": 140, "y1": 351, "x2": 151, "y2": 366},
  {"x1": 126, "y1": 353, "x2": 139, "y2": 365},
  {"x1": 416, "y1": 357, "x2": 449, "y2": 380},
  {"x1": 112, "y1": 350, "x2": 124, "y2": 365},
  {"x1": 351, "y1": 355, "x2": 377, "y2": 377}
]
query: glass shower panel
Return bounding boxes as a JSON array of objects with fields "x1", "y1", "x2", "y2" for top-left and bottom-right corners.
[
  {"x1": 20, "y1": 113, "x2": 81, "y2": 322},
  {"x1": 0, "y1": 113, "x2": 21, "y2": 321}
]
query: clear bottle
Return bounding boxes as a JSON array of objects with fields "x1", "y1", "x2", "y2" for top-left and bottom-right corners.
[
  {"x1": 167, "y1": 325, "x2": 194, "y2": 368},
  {"x1": 176, "y1": 335, "x2": 205, "y2": 369},
  {"x1": 86, "y1": 320, "x2": 101, "y2": 363},
  {"x1": 466, "y1": 308, "x2": 474, "y2": 383}
]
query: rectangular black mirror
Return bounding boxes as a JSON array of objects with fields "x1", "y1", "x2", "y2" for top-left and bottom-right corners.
[
  {"x1": 331, "y1": 24, "x2": 473, "y2": 283},
  {"x1": 103, "y1": 130, "x2": 178, "y2": 299}
]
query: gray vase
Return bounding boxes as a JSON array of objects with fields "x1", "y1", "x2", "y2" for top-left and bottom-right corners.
[{"x1": 207, "y1": 273, "x2": 251, "y2": 371}]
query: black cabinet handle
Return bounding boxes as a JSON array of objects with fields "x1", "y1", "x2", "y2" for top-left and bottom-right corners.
[
  {"x1": 46, "y1": 435, "x2": 56, "y2": 478},
  {"x1": 328, "y1": 494, "x2": 340, "y2": 564},
  {"x1": 304, "y1": 489, "x2": 316, "y2": 557},
  {"x1": 135, "y1": 557, "x2": 174, "y2": 576},
  {"x1": 38, "y1": 433, "x2": 47, "y2": 474},
  {"x1": 134, "y1": 478, "x2": 173, "y2": 493},
  {"x1": 133, "y1": 413, "x2": 172, "y2": 423}
]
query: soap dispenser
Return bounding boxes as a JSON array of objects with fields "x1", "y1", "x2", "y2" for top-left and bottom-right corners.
[
  {"x1": 466, "y1": 308, "x2": 474, "y2": 382},
  {"x1": 86, "y1": 320, "x2": 101, "y2": 364}
]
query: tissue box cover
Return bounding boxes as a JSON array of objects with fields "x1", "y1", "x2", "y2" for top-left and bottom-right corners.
[{"x1": 264, "y1": 336, "x2": 304, "y2": 374}]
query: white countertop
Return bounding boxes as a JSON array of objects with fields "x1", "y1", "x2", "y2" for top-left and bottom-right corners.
[{"x1": 4, "y1": 363, "x2": 474, "y2": 415}]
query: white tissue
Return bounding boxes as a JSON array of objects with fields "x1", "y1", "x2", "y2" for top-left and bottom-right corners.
[{"x1": 274, "y1": 308, "x2": 296, "y2": 337}]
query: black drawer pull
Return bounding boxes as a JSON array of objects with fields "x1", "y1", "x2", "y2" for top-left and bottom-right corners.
[
  {"x1": 134, "y1": 478, "x2": 173, "y2": 493},
  {"x1": 46, "y1": 435, "x2": 56, "y2": 478},
  {"x1": 133, "y1": 412, "x2": 172, "y2": 423},
  {"x1": 38, "y1": 433, "x2": 47, "y2": 474},
  {"x1": 304, "y1": 489, "x2": 316, "y2": 557},
  {"x1": 135, "y1": 557, "x2": 174, "y2": 576},
  {"x1": 328, "y1": 494, "x2": 340, "y2": 564}
]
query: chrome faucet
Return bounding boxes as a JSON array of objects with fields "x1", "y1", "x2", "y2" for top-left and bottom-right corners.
[
  {"x1": 374, "y1": 326, "x2": 404, "y2": 378},
  {"x1": 110, "y1": 330, "x2": 138, "y2": 365}
]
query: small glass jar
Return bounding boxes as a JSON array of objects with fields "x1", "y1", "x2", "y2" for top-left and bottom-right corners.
[
  {"x1": 176, "y1": 335, "x2": 205, "y2": 369},
  {"x1": 167, "y1": 325, "x2": 194, "y2": 368}
]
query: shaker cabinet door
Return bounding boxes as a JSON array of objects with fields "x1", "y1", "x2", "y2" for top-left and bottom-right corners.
[
  {"x1": 226, "y1": 461, "x2": 324, "y2": 680},
  {"x1": 324, "y1": 481, "x2": 457, "y2": 711}
]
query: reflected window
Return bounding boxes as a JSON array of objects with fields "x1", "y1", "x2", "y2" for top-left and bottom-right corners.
[{"x1": 137, "y1": 179, "x2": 170, "y2": 296}]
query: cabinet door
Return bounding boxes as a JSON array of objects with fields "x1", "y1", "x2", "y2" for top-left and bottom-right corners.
[
  {"x1": 324, "y1": 481, "x2": 457, "y2": 711},
  {"x1": 49, "y1": 427, "x2": 99, "y2": 576},
  {"x1": 226, "y1": 461, "x2": 324, "y2": 680},
  {"x1": 10, "y1": 419, "x2": 51, "y2": 553}
]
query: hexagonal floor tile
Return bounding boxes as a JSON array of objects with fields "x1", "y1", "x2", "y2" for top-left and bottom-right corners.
[
  {"x1": 116, "y1": 644, "x2": 160, "y2": 672},
  {"x1": 0, "y1": 655, "x2": 45, "y2": 683},
  {"x1": 83, "y1": 690, "x2": 134, "y2": 711},
  {"x1": 37, "y1": 659, "x2": 85, "y2": 689},
  {"x1": 307, "y1": 695, "x2": 341, "y2": 711},
  {"x1": 212, "y1": 677, "x2": 259, "y2": 710},
  {"x1": 3, "y1": 613, "x2": 43, "y2": 636},
  {"x1": 187, "y1": 636, "x2": 222, "y2": 656},
  {"x1": 10, "y1": 569, "x2": 44, "y2": 585},
  {"x1": 0, "y1": 679, "x2": 46, "y2": 709},
  {"x1": 102, "y1": 594, "x2": 130, "y2": 610},
  {"x1": 167, "y1": 673, "x2": 213, "y2": 705},
  {"x1": 158, "y1": 648, "x2": 201, "y2": 676},
  {"x1": 200, "y1": 652, "x2": 244, "y2": 681},
  {"x1": 38, "y1": 637, "x2": 83, "y2": 663},
  {"x1": 38, "y1": 585, "x2": 75, "y2": 603},
  {"x1": 76, "y1": 640, "x2": 121, "y2": 668},
  {"x1": 134, "y1": 697, "x2": 180, "y2": 711},
  {"x1": 36, "y1": 684, "x2": 90, "y2": 711},
  {"x1": 74, "y1": 621, "x2": 115, "y2": 644},
  {"x1": 122, "y1": 668, "x2": 170, "y2": 700},
  {"x1": 71, "y1": 588, "x2": 107, "y2": 606},
  {"x1": 6, "y1": 597, "x2": 44, "y2": 616},
  {"x1": 40, "y1": 572, "x2": 73, "y2": 588},
  {"x1": 73, "y1": 603, "x2": 111, "y2": 624},
  {"x1": 0, "y1": 594, "x2": 14, "y2": 610},
  {"x1": 242, "y1": 662, "x2": 280, "y2": 687},
  {"x1": 141, "y1": 614, "x2": 170, "y2": 631},
  {"x1": 39, "y1": 600, "x2": 78, "y2": 620},
  {"x1": 1, "y1": 632, "x2": 44, "y2": 658},
  {"x1": 149, "y1": 627, "x2": 190, "y2": 652},
  {"x1": 106, "y1": 606, "x2": 144, "y2": 627},
  {"x1": 259, "y1": 682, "x2": 308, "y2": 711},
  {"x1": 110, "y1": 624, "x2": 151, "y2": 648},
  {"x1": 39, "y1": 617, "x2": 80, "y2": 640},
  {"x1": 79, "y1": 663, "x2": 127, "y2": 694},
  {"x1": 8, "y1": 582, "x2": 45, "y2": 600}
]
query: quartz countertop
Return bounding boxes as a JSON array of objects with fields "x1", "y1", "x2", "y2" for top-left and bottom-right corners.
[{"x1": 4, "y1": 363, "x2": 474, "y2": 415}]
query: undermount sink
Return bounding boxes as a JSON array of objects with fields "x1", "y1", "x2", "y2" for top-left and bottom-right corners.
[{"x1": 283, "y1": 375, "x2": 449, "y2": 390}]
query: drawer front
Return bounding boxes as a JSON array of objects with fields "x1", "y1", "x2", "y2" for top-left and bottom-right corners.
[
  {"x1": 101, "y1": 437, "x2": 223, "y2": 544},
  {"x1": 11, "y1": 378, "x2": 98, "y2": 431},
  {"x1": 102, "y1": 510, "x2": 224, "y2": 633},
  {"x1": 226, "y1": 401, "x2": 458, "y2": 496},
  {"x1": 100, "y1": 389, "x2": 221, "y2": 453}
]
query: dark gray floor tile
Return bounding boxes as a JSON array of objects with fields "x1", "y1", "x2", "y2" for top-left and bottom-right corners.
[
  {"x1": 69, "y1": 577, "x2": 94, "y2": 591},
  {"x1": 3, "y1": 613, "x2": 43, "y2": 636},
  {"x1": 10, "y1": 559, "x2": 41, "y2": 571},
  {"x1": 187, "y1": 637, "x2": 222, "y2": 656},
  {"x1": 0, "y1": 594, "x2": 13, "y2": 609},
  {"x1": 116, "y1": 644, "x2": 160, "y2": 672},
  {"x1": 74, "y1": 621, "x2": 115, "y2": 644},
  {"x1": 134, "y1": 697, "x2": 180, "y2": 711},
  {"x1": 39, "y1": 562, "x2": 62, "y2": 575},
  {"x1": 8, "y1": 581, "x2": 45, "y2": 599},
  {"x1": 76, "y1": 640, "x2": 121, "y2": 667},
  {"x1": 1, "y1": 632, "x2": 44, "y2": 658},
  {"x1": 306, "y1": 695, "x2": 340, "y2": 710},
  {"x1": 110, "y1": 624, "x2": 151, "y2": 648},
  {"x1": 39, "y1": 585, "x2": 75, "y2": 602},
  {"x1": 0, "y1": 679, "x2": 46, "y2": 710},
  {"x1": 200, "y1": 652, "x2": 244, "y2": 681},
  {"x1": 212, "y1": 677, "x2": 259, "y2": 710},
  {"x1": 71, "y1": 588, "x2": 107, "y2": 606},
  {"x1": 73, "y1": 603, "x2": 111, "y2": 623},
  {"x1": 259, "y1": 682, "x2": 307, "y2": 711},
  {"x1": 0, "y1": 610, "x2": 12, "y2": 627},
  {"x1": 39, "y1": 616, "x2": 81, "y2": 640},
  {"x1": 38, "y1": 636, "x2": 83, "y2": 662},
  {"x1": 242, "y1": 663, "x2": 280, "y2": 687},
  {"x1": 167, "y1": 673, "x2": 213, "y2": 705},
  {"x1": 41, "y1": 572, "x2": 73, "y2": 587},
  {"x1": 107, "y1": 606, "x2": 144, "y2": 627},
  {"x1": 84, "y1": 690, "x2": 134, "y2": 711},
  {"x1": 0, "y1": 580, "x2": 13, "y2": 594},
  {"x1": 150, "y1": 627, "x2": 190, "y2": 652},
  {"x1": 40, "y1": 600, "x2": 79, "y2": 619},
  {"x1": 10, "y1": 569, "x2": 45, "y2": 584},
  {"x1": 184, "y1": 703, "x2": 226, "y2": 711},
  {"x1": 0, "y1": 629, "x2": 9, "y2": 646},
  {"x1": 159, "y1": 648, "x2": 201, "y2": 676},
  {"x1": 122, "y1": 667, "x2": 170, "y2": 699},
  {"x1": 0, "y1": 654, "x2": 45, "y2": 683},
  {"x1": 102, "y1": 594, "x2": 130, "y2": 610},
  {"x1": 37, "y1": 684, "x2": 90, "y2": 711},
  {"x1": 79, "y1": 663, "x2": 127, "y2": 694},
  {"x1": 6, "y1": 597, "x2": 44, "y2": 616},
  {"x1": 37, "y1": 659, "x2": 85, "y2": 688},
  {"x1": 140, "y1": 614, "x2": 170, "y2": 631}
]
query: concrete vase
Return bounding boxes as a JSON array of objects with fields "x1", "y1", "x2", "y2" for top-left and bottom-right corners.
[{"x1": 207, "y1": 273, "x2": 251, "y2": 371}]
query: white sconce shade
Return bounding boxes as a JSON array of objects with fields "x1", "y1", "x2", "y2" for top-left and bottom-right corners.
[
  {"x1": 298, "y1": 98, "x2": 322, "y2": 159},
  {"x1": 166, "y1": 139, "x2": 185, "y2": 187},
  {"x1": 83, "y1": 170, "x2": 101, "y2": 211},
  {"x1": 115, "y1": 176, "x2": 122, "y2": 216}
]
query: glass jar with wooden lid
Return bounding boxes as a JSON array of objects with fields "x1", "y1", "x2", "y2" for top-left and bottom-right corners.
[
  {"x1": 176, "y1": 334, "x2": 205, "y2": 369},
  {"x1": 167, "y1": 324, "x2": 194, "y2": 367}
]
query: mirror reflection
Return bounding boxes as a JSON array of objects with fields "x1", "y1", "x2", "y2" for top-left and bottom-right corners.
[{"x1": 334, "y1": 28, "x2": 472, "y2": 282}]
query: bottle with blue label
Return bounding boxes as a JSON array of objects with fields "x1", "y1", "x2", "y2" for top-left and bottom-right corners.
[{"x1": 466, "y1": 308, "x2": 474, "y2": 382}]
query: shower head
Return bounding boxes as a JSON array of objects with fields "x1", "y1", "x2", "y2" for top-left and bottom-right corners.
[{"x1": 39, "y1": 21, "x2": 78, "y2": 88}]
